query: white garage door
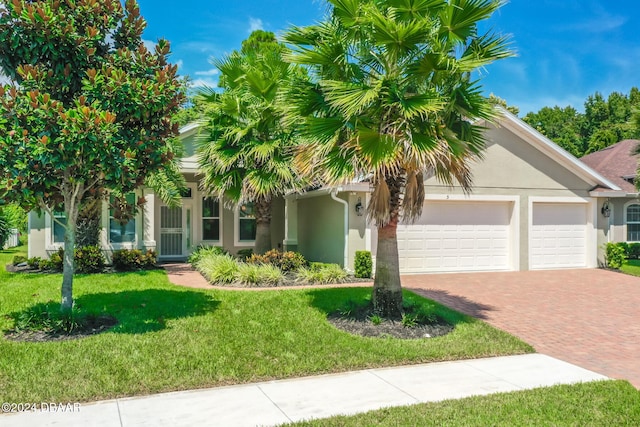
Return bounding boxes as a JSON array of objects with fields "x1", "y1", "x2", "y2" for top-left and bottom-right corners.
[
  {"x1": 530, "y1": 203, "x2": 587, "y2": 269},
  {"x1": 396, "y1": 201, "x2": 512, "y2": 273}
]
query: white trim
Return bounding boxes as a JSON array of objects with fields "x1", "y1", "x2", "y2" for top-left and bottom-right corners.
[
  {"x1": 623, "y1": 200, "x2": 640, "y2": 242},
  {"x1": 233, "y1": 204, "x2": 256, "y2": 247},
  {"x1": 528, "y1": 196, "x2": 596, "y2": 269},
  {"x1": 330, "y1": 189, "x2": 350, "y2": 270},
  {"x1": 103, "y1": 191, "x2": 140, "y2": 251},
  {"x1": 44, "y1": 211, "x2": 65, "y2": 252},
  {"x1": 420, "y1": 194, "x2": 520, "y2": 272},
  {"x1": 493, "y1": 107, "x2": 621, "y2": 191},
  {"x1": 199, "y1": 195, "x2": 222, "y2": 246}
]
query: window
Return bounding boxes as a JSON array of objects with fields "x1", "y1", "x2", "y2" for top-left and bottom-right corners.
[
  {"x1": 53, "y1": 211, "x2": 66, "y2": 244},
  {"x1": 238, "y1": 203, "x2": 257, "y2": 242},
  {"x1": 202, "y1": 197, "x2": 220, "y2": 241},
  {"x1": 627, "y1": 204, "x2": 640, "y2": 241},
  {"x1": 110, "y1": 193, "x2": 136, "y2": 243}
]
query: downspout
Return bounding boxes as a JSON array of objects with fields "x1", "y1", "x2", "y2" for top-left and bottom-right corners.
[{"x1": 330, "y1": 188, "x2": 350, "y2": 271}]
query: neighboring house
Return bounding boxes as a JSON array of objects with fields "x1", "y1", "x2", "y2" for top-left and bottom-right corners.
[
  {"x1": 580, "y1": 139, "x2": 640, "y2": 248},
  {"x1": 28, "y1": 109, "x2": 623, "y2": 272}
]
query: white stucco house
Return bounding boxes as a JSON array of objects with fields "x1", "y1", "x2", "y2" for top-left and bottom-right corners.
[{"x1": 28, "y1": 109, "x2": 624, "y2": 272}]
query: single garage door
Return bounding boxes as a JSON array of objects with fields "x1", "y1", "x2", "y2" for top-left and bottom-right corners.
[
  {"x1": 530, "y1": 203, "x2": 587, "y2": 269},
  {"x1": 396, "y1": 201, "x2": 512, "y2": 273}
]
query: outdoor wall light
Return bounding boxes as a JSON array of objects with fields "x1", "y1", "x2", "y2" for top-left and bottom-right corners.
[
  {"x1": 355, "y1": 197, "x2": 364, "y2": 216},
  {"x1": 601, "y1": 201, "x2": 611, "y2": 218}
]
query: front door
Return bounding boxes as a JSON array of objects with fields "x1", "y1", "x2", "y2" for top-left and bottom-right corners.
[{"x1": 160, "y1": 206, "x2": 183, "y2": 257}]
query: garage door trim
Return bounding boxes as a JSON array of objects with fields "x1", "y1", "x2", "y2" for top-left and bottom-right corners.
[{"x1": 528, "y1": 196, "x2": 597, "y2": 270}]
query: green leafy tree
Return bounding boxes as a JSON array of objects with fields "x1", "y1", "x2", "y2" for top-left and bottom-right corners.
[
  {"x1": 0, "y1": 0, "x2": 185, "y2": 311},
  {"x1": 197, "y1": 31, "x2": 306, "y2": 254},
  {"x1": 488, "y1": 93, "x2": 519, "y2": 116},
  {"x1": 284, "y1": 0, "x2": 513, "y2": 316},
  {"x1": 523, "y1": 106, "x2": 585, "y2": 156}
]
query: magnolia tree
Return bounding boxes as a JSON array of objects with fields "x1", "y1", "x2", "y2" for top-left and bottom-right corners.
[{"x1": 0, "y1": 0, "x2": 185, "y2": 311}]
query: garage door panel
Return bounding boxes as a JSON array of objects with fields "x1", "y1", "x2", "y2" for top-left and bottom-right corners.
[
  {"x1": 530, "y1": 203, "x2": 588, "y2": 269},
  {"x1": 397, "y1": 201, "x2": 512, "y2": 273}
]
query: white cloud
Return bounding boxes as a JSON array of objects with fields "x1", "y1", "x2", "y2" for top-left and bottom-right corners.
[
  {"x1": 248, "y1": 17, "x2": 264, "y2": 33},
  {"x1": 189, "y1": 78, "x2": 217, "y2": 89},
  {"x1": 175, "y1": 59, "x2": 184, "y2": 70},
  {"x1": 195, "y1": 68, "x2": 219, "y2": 76},
  {"x1": 142, "y1": 39, "x2": 156, "y2": 51}
]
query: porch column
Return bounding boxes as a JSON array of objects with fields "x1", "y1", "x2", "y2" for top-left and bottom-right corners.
[
  {"x1": 143, "y1": 190, "x2": 156, "y2": 251},
  {"x1": 283, "y1": 195, "x2": 298, "y2": 252}
]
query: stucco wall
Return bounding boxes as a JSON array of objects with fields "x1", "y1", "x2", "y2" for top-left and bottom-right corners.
[
  {"x1": 422, "y1": 124, "x2": 597, "y2": 271},
  {"x1": 297, "y1": 193, "x2": 345, "y2": 266},
  {"x1": 28, "y1": 211, "x2": 47, "y2": 259}
]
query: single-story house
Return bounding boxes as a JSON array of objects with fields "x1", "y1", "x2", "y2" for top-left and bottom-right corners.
[
  {"x1": 580, "y1": 139, "x2": 640, "y2": 246},
  {"x1": 28, "y1": 109, "x2": 625, "y2": 272}
]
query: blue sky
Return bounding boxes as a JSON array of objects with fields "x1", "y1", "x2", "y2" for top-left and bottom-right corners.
[
  {"x1": 19, "y1": 0, "x2": 640, "y2": 116},
  {"x1": 137, "y1": 0, "x2": 640, "y2": 115}
]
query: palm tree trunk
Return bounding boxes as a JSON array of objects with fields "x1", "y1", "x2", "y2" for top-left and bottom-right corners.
[
  {"x1": 254, "y1": 197, "x2": 272, "y2": 255},
  {"x1": 372, "y1": 175, "x2": 404, "y2": 318}
]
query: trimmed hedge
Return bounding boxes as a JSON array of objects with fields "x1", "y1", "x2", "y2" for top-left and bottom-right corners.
[
  {"x1": 354, "y1": 250, "x2": 372, "y2": 278},
  {"x1": 112, "y1": 249, "x2": 157, "y2": 271}
]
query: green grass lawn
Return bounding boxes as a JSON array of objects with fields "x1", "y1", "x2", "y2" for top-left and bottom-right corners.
[
  {"x1": 620, "y1": 259, "x2": 640, "y2": 276},
  {"x1": 284, "y1": 380, "x2": 640, "y2": 426},
  {"x1": 0, "y1": 245, "x2": 532, "y2": 403}
]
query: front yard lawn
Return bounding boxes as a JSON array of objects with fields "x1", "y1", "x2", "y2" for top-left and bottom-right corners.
[
  {"x1": 620, "y1": 259, "x2": 640, "y2": 276},
  {"x1": 284, "y1": 380, "x2": 640, "y2": 426},
  {"x1": 0, "y1": 246, "x2": 532, "y2": 403}
]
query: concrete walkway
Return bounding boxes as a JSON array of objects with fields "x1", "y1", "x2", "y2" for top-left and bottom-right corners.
[{"x1": 0, "y1": 354, "x2": 607, "y2": 427}]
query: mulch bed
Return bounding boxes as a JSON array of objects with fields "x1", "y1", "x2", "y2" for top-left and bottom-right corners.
[
  {"x1": 327, "y1": 308, "x2": 454, "y2": 339},
  {"x1": 4, "y1": 315, "x2": 118, "y2": 343}
]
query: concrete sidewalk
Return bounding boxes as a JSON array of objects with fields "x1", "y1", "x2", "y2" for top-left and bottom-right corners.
[{"x1": 0, "y1": 354, "x2": 608, "y2": 427}]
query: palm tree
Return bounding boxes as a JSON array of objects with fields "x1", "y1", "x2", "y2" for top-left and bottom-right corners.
[
  {"x1": 284, "y1": 0, "x2": 513, "y2": 316},
  {"x1": 197, "y1": 31, "x2": 306, "y2": 254}
]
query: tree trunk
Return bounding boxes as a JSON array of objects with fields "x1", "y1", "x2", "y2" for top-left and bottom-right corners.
[
  {"x1": 254, "y1": 197, "x2": 272, "y2": 255},
  {"x1": 372, "y1": 175, "x2": 404, "y2": 318},
  {"x1": 61, "y1": 186, "x2": 81, "y2": 313},
  {"x1": 372, "y1": 216, "x2": 403, "y2": 318},
  {"x1": 76, "y1": 197, "x2": 101, "y2": 247}
]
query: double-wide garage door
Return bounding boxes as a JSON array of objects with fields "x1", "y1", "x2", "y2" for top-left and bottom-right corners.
[
  {"x1": 530, "y1": 203, "x2": 588, "y2": 269},
  {"x1": 396, "y1": 201, "x2": 512, "y2": 273}
]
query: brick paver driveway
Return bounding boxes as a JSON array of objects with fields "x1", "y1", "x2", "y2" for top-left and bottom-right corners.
[{"x1": 403, "y1": 269, "x2": 640, "y2": 388}]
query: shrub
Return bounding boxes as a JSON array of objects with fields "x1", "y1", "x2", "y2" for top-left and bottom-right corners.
[
  {"x1": 248, "y1": 249, "x2": 307, "y2": 272},
  {"x1": 236, "y1": 263, "x2": 283, "y2": 286},
  {"x1": 188, "y1": 245, "x2": 228, "y2": 265},
  {"x1": 74, "y1": 246, "x2": 105, "y2": 273},
  {"x1": 296, "y1": 263, "x2": 347, "y2": 284},
  {"x1": 628, "y1": 243, "x2": 640, "y2": 259},
  {"x1": 112, "y1": 249, "x2": 157, "y2": 271},
  {"x1": 354, "y1": 251, "x2": 373, "y2": 278},
  {"x1": 27, "y1": 257, "x2": 42, "y2": 269},
  {"x1": 195, "y1": 254, "x2": 239, "y2": 284},
  {"x1": 12, "y1": 255, "x2": 27, "y2": 265},
  {"x1": 605, "y1": 242, "x2": 627, "y2": 269},
  {"x1": 236, "y1": 248, "x2": 253, "y2": 260},
  {"x1": 41, "y1": 248, "x2": 64, "y2": 271}
]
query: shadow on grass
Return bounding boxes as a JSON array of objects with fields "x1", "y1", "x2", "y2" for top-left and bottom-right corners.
[
  {"x1": 407, "y1": 288, "x2": 495, "y2": 320},
  {"x1": 9, "y1": 289, "x2": 220, "y2": 335},
  {"x1": 305, "y1": 286, "x2": 477, "y2": 326}
]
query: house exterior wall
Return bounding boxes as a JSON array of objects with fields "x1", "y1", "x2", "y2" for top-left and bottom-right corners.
[
  {"x1": 27, "y1": 211, "x2": 46, "y2": 259},
  {"x1": 297, "y1": 193, "x2": 345, "y2": 266},
  {"x1": 422, "y1": 124, "x2": 598, "y2": 271}
]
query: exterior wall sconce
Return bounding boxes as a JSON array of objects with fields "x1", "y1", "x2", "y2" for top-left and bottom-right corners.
[
  {"x1": 355, "y1": 197, "x2": 364, "y2": 216},
  {"x1": 601, "y1": 201, "x2": 611, "y2": 218}
]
